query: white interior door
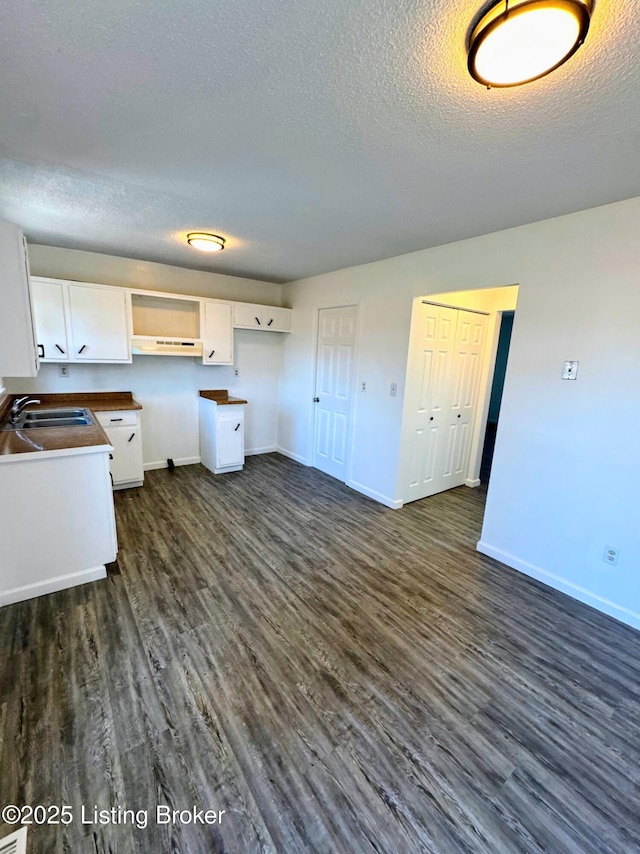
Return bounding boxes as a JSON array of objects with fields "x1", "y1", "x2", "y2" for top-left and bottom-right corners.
[
  {"x1": 312, "y1": 306, "x2": 357, "y2": 481},
  {"x1": 442, "y1": 311, "x2": 487, "y2": 490},
  {"x1": 404, "y1": 303, "x2": 487, "y2": 502}
]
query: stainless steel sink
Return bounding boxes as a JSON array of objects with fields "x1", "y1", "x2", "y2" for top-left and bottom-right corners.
[
  {"x1": 2, "y1": 407, "x2": 94, "y2": 430},
  {"x1": 23, "y1": 408, "x2": 87, "y2": 420},
  {"x1": 22, "y1": 417, "x2": 92, "y2": 428}
]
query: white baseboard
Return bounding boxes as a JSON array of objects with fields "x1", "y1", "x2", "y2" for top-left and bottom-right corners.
[
  {"x1": 245, "y1": 445, "x2": 277, "y2": 456},
  {"x1": 476, "y1": 541, "x2": 640, "y2": 631},
  {"x1": 144, "y1": 456, "x2": 200, "y2": 471},
  {"x1": 113, "y1": 480, "x2": 144, "y2": 490},
  {"x1": 346, "y1": 479, "x2": 403, "y2": 510},
  {"x1": 465, "y1": 478, "x2": 481, "y2": 488},
  {"x1": 0, "y1": 566, "x2": 107, "y2": 608},
  {"x1": 276, "y1": 447, "x2": 311, "y2": 465}
]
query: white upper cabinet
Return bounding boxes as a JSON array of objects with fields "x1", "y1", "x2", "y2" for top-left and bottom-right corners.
[
  {"x1": 29, "y1": 275, "x2": 289, "y2": 367},
  {"x1": 31, "y1": 278, "x2": 70, "y2": 361},
  {"x1": 201, "y1": 301, "x2": 233, "y2": 365},
  {"x1": 234, "y1": 303, "x2": 291, "y2": 332},
  {"x1": 31, "y1": 278, "x2": 132, "y2": 364},
  {"x1": 0, "y1": 220, "x2": 39, "y2": 377},
  {"x1": 68, "y1": 284, "x2": 131, "y2": 362}
]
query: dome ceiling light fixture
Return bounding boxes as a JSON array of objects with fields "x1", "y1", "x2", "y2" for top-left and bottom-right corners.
[
  {"x1": 467, "y1": 0, "x2": 593, "y2": 88},
  {"x1": 186, "y1": 232, "x2": 226, "y2": 252}
]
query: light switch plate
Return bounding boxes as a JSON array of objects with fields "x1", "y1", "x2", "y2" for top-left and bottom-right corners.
[{"x1": 562, "y1": 360, "x2": 579, "y2": 380}]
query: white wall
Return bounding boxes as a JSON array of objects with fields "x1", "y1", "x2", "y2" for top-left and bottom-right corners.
[
  {"x1": 279, "y1": 197, "x2": 640, "y2": 629},
  {"x1": 8, "y1": 247, "x2": 286, "y2": 465},
  {"x1": 28, "y1": 244, "x2": 283, "y2": 304}
]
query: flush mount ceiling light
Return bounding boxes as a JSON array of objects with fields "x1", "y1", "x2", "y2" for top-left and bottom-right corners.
[
  {"x1": 468, "y1": 0, "x2": 593, "y2": 88},
  {"x1": 186, "y1": 232, "x2": 226, "y2": 252}
]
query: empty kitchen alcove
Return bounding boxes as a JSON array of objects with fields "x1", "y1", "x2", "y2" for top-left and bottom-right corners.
[{"x1": 131, "y1": 293, "x2": 201, "y2": 339}]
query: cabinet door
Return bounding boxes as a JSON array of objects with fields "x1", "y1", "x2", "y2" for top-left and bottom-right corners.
[
  {"x1": 202, "y1": 302, "x2": 233, "y2": 364},
  {"x1": 0, "y1": 222, "x2": 38, "y2": 377},
  {"x1": 234, "y1": 303, "x2": 291, "y2": 331},
  {"x1": 31, "y1": 279, "x2": 69, "y2": 361},
  {"x1": 233, "y1": 304, "x2": 263, "y2": 329},
  {"x1": 105, "y1": 423, "x2": 144, "y2": 487},
  {"x1": 259, "y1": 306, "x2": 291, "y2": 332},
  {"x1": 217, "y1": 414, "x2": 244, "y2": 467},
  {"x1": 68, "y1": 284, "x2": 131, "y2": 362}
]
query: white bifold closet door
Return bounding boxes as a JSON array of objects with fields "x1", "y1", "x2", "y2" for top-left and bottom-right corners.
[{"x1": 404, "y1": 302, "x2": 487, "y2": 503}]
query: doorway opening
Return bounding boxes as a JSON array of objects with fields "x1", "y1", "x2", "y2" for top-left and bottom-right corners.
[
  {"x1": 480, "y1": 310, "x2": 514, "y2": 485},
  {"x1": 399, "y1": 285, "x2": 518, "y2": 505}
]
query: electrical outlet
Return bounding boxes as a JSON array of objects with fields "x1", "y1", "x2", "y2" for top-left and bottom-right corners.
[
  {"x1": 562, "y1": 360, "x2": 579, "y2": 380},
  {"x1": 390, "y1": 383, "x2": 398, "y2": 397},
  {"x1": 234, "y1": 369, "x2": 239, "y2": 376},
  {"x1": 361, "y1": 381, "x2": 366, "y2": 392},
  {"x1": 603, "y1": 546, "x2": 619, "y2": 566},
  {"x1": 59, "y1": 365, "x2": 70, "y2": 377}
]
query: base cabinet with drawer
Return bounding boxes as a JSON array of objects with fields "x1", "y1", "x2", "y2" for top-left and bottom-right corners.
[
  {"x1": 199, "y1": 397, "x2": 245, "y2": 474},
  {"x1": 97, "y1": 410, "x2": 144, "y2": 489}
]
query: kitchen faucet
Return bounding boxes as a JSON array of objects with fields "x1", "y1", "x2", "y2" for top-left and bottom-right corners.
[{"x1": 9, "y1": 395, "x2": 41, "y2": 423}]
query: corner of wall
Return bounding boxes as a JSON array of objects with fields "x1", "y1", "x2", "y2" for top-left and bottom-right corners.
[{"x1": 477, "y1": 540, "x2": 640, "y2": 632}]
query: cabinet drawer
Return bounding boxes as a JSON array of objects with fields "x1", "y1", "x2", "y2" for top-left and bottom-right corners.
[{"x1": 97, "y1": 410, "x2": 138, "y2": 428}]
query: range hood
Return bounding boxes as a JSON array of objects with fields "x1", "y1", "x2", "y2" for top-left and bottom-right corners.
[{"x1": 131, "y1": 336, "x2": 203, "y2": 357}]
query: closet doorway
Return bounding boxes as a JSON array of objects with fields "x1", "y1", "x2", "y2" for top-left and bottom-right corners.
[
  {"x1": 400, "y1": 286, "x2": 518, "y2": 505},
  {"x1": 403, "y1": 301, "x2": 488, "y2": 503}
]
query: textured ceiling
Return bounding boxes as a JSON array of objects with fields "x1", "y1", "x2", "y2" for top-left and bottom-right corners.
[{"x1": 0, "y1": 0, "x2": 639, "y2": 283}]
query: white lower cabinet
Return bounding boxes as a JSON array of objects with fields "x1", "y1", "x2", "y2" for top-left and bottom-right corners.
[
  {"x1": 200, "y1": 399, "x2": 245, "y2": 474},
  {"x1": 97, "y1": 410, "x2": 144, "y2": 489},
  {"x1": 0, "y1": 449, "x2": 117, "y2": 607}
]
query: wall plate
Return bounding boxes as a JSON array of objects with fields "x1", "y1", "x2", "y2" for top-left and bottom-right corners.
[{"x1": 562, "y1": 360, "x2": 579, "y2": 380}]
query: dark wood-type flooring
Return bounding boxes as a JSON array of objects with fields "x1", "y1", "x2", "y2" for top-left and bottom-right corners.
[{"x1": 1, "y1": 454, "x2": 639, "y2": 853}]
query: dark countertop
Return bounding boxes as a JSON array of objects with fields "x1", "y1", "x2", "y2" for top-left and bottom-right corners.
[
  {"x1": 0, "y1": 392, "x2": 142, "y2": 457},
  {"x1": 200, "y1": 389, "x2": 248, "y2": 405},
  {"x1": 18, "y1": 392, "x2": 143, "y2": 412}
]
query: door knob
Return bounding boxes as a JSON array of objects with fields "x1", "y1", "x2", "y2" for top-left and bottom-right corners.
[
  {"x1": 457, "y1": 414, "x2": 461, "y2": 418},
  {"x1": 313, "y1": 397, "x2": 320, "y2": 403},
  {"x1": 429, "y1": 416, "x2": 434, "y2": 421}
]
